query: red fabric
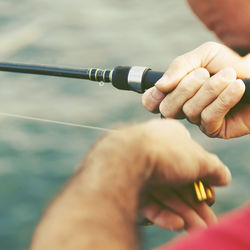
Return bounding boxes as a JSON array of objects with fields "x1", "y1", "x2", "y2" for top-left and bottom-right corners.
[{"x1": 156, "y1": 204, "x2": 250, "y2": 250}]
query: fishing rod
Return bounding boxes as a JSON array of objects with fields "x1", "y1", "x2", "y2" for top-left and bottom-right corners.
[
  {"x1": 1, "y1": 62, "x2": 250, "y2": 103},
  {"x1": 0, "y1": 62, "x2": 241, "y2": 226}
]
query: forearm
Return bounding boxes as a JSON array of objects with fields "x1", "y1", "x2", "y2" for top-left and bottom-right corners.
[
  {"x1": 29, "y1": 119, "x2": 231, "y2": 249},
  {"x1": 30, "y1": 130, "x2": 147, "y2": 250}
]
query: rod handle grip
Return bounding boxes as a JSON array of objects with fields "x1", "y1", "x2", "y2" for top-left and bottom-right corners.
[{"x1": 144, "y1": 70, "x2": 250, "y2": 104}]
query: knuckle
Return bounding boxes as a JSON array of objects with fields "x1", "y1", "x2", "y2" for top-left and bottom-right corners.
[
  {"x1": 178, "y1": 68, "x2": 209, "y2": 95},
  {"x1": 178, "y1": 81, "x2": 190, "y2": 93},
  {"x1": 206, "y1": 81, "x2": 218, "y2": 93},
  {"x1": 171, "y1": 218, "x2": 185, "y2": 231},
  {"x1": 202, "y1": 41, "x2": 222, "y2": 50},
  {"x1": 183, "y1": 103, "x2": 197, "y2": 121},
  {"x1": 182, "y1": 103, "x2": 192, "y2": 116},
  {"x1": 199, "y1": 42, "x2": 224, "y2": 66},
  {"x1": 193, "y1": 68, "x2": 210, "y2": 80},
  {"x1": 201, "y1": 109, "x2": 214, "y2": 125},
  {"x1": 184, "y1": 68, "x2": 209, "y2": 84},
  {"x1": 216, "y1": 95, "x2": 230, "y2": 110},
  {"x1": 159, "y1": 101, "x2": 168, "y2": 117},
  {"x1": 159, "y1": 100, "x2": 176, "y2": 118},
  {"x1": 183, "y1": 209, "x2": 197, "y2": 220},
  {"x1": 142, "y1": 91, "x2": 158, "y2": 113}
]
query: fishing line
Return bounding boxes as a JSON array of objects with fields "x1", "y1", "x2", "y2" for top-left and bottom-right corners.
[{"x1": 0, "y1": 112, "x2": 112, "y2": 132}]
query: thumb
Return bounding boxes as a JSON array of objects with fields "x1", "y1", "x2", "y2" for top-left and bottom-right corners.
[
  {"x1": 199, "y1": 153, "x2": 232, "y2": 187},
  {"x1": 155, "y1": 42, "x2": 242, "y2": 93}
]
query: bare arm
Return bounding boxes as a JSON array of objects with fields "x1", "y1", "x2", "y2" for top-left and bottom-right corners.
[
  {"x1": 30, "y1": 119, "x2": 231, "y2": 250},
  {"x1": 30, "y1": 129, "x2": 145, "y2": 250}
]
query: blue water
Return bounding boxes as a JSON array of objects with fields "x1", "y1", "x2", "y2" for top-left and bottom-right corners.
[{"x1": 0, "y1": 1, "x2": 249, "y2": 249}]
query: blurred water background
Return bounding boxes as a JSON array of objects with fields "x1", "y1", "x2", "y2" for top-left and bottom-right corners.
[{"x1": 0, "y1": 0, "x2": 249, "y2": 249}]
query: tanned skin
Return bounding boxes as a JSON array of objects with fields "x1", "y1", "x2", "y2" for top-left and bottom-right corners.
[
  {"x1": 187, "y1": 0, "x2": 250, "y2": 50},
  {"x1": 30, "y1": 119, "x2": 231, "y2": 250},
  {"x1": 143, "y1": 42, "x2": 250, "y2": 138}
]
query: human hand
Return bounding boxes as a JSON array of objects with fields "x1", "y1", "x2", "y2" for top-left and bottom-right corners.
[
  {"x1": 187, "y1": 0, "x2": 250, "y2": 50},
  {"x1": 142, "y1": 42, "x2": 250, "y2": 138},
  {"x1": 108, "y1": 119, "x2": 231, "y2": 232},
  {"x1": 30, "y1": 119, "x2": 231, "y2": 250}
]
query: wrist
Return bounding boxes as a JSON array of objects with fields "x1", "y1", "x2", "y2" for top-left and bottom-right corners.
[{"x1": 76, "y1": 127, "x2": 152, "y2": 215}]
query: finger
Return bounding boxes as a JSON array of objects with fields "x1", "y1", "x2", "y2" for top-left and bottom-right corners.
[
  {"x1": 182, "y1": 68, "x2": 236, "y2": 124},
  {"x1": 198, "y1": 153, "x2": 232, "y2": 186},
  {"x1": 186, "y1": 199, "x2": 217, "y2": 226},
  {"x1": 155, "y1": 42, "x2": 249, "y2": 93},
  {"x1": 141, "y1": 202, "x2": 184, "y2": 230},
  {"x1": 200, "y1": 79, "x2": 245, "y2": 138},
  {"x1": 153, "y1": 192, "x2": 207, "y2": 232},
  {"x1": 159, "y1": 68, "x2": 209, "y2": 118},
  {"x1": 155, "y1": 42, "x2": 225, "y2": 93},
  {"x1": 175, "y1": 185, "x2": 218, "y2": 226},
  {"x1": 142, "y1": 87, "x2": 165, "y2": 113}
]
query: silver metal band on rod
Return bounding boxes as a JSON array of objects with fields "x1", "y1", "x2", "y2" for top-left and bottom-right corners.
[{"x1": 127, "y1": 66, "x2": 149, "y2": 93}]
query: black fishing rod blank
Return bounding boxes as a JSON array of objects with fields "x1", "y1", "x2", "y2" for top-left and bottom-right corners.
[{"x1": 0, "y1": 62, "x2": 250, "y2": 103}]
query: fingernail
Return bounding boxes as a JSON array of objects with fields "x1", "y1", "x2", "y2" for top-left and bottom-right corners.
[
  {"x1": 151, "y1": 87, "x2": 165, "y2": 100},
  {"x1": 155, "y1": 74, "x2": 169, "y2": 88}
]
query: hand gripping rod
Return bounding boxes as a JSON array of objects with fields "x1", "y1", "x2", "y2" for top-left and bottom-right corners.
[{"x1": 110, "y1": 66, "x2": 250, "y2": 103}]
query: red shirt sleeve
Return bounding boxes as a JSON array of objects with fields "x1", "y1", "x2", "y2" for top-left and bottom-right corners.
[{"x1": 156, "y1": 204, "x2": 250, "y2": 250}]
